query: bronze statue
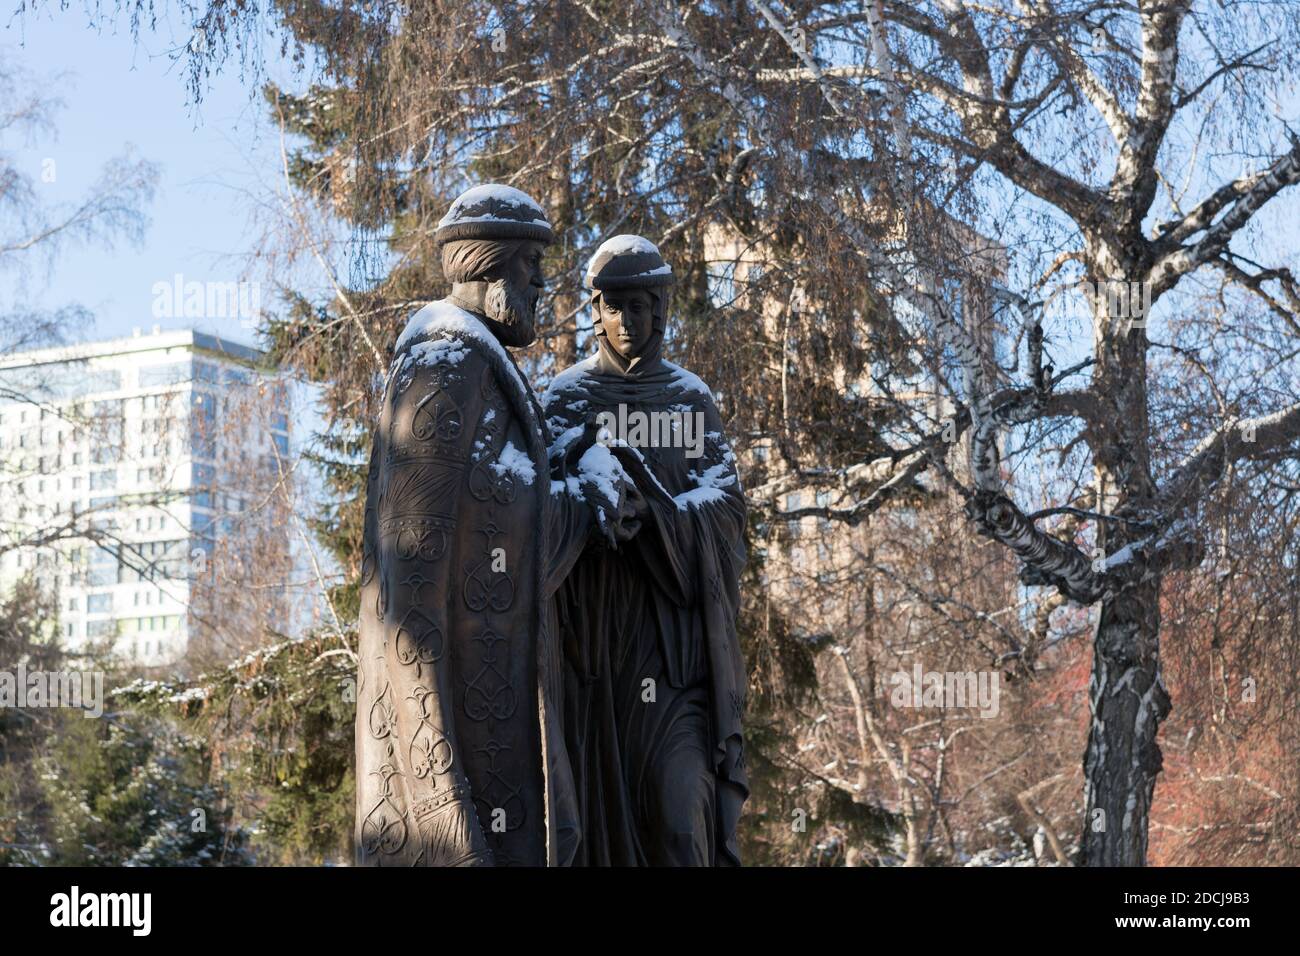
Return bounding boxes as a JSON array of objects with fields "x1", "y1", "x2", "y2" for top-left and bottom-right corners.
[
  {"x1": 543, "y1": 235, "x2": 749, "y2": 865},
  {"x1": 355, "y1": 186, "x2": 639, "y2": 866}
]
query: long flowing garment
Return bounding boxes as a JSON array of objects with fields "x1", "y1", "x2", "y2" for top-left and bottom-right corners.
[
  {"x1": 543, "y1": 336, "x2": 749, "y2": 866},
  {"x1": 355, "y1": 301, "x2": 586, "y2": 867}
]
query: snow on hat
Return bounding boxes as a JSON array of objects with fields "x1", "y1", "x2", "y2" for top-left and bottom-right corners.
[
  {"x1": 434, "y1": 184, "x2": 554, "y2": 245},
  {"x1": 585, "y1": 234, "x2": 674, "y2": 291}
]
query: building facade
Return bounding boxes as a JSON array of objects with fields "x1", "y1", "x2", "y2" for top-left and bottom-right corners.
[{"x1": 0, "y1": 328, "x2": 291, "y2": 667}]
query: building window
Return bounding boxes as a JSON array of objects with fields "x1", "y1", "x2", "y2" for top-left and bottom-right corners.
[{"x1": 138, "y1": 362, "x2": 192, "y2": 388}]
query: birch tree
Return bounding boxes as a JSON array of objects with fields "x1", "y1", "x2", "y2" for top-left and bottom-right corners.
[{"x1": 629, "y1": 0, "x2": 1300, "y2": 865}]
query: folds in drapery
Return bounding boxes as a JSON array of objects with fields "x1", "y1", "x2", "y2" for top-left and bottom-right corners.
[{"x1": 543, "y1": 344, "x2": 749, "y2": 866}]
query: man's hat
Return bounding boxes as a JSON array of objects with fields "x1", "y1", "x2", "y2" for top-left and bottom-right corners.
[
  {"x1": 435, "y1": 184, "x2": 554, "y2": 245},
  {"x1": 585, "y1": 235, "x2": 674, "y2": 291}
]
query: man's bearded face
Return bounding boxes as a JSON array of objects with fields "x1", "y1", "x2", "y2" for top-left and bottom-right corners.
[
  {"x1": 485, "y1": 240, "x2": 546, "y2": 347},
  {"x1": 485, "y1": 276, "x2": 540, "y2": 346}
]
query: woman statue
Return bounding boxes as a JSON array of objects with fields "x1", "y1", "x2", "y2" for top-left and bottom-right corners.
[{"x1": 542, "y1": 235, "x2": 749, "y2": 865}]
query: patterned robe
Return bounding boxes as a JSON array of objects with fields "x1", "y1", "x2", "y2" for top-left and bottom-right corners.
[{"x1": 355, "y1": 301, "x2": 589, "y2": 866}]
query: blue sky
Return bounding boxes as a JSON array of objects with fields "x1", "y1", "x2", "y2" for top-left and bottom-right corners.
[
  {"x1": 3, "y1": 9, "x2": 288, "y2": 348},
  {"x1": 5, "y1": 6, "x2": 1297, "y2": 372}
]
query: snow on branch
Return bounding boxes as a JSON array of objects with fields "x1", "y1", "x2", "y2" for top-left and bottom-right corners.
[
  {"x1": 1157, "y1": 402, "x2": 1300, "y2": 519},
  {"x1": 1148, "y1": 136, "x2": 1300, "y2": 296}
]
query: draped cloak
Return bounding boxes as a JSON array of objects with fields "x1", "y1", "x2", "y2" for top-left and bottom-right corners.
[
  {"x1": 355, "y1": 300, "x2": 588, "y2": 867},
  {"x1": 542, "y1": 331, "x2": 749, "y2": 866}
]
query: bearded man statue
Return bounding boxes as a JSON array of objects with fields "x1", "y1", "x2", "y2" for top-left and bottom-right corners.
[
  {"x1": 543, "y1": 235, "x2": 749, "y2": 866},
  {"x1": 355, "y1": 185, "x2": 638, "y2": 866}
]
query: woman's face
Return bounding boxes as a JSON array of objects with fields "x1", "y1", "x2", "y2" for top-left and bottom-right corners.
[{"x1": 597, "y1": 288, "x2": 655, "y2": 359}]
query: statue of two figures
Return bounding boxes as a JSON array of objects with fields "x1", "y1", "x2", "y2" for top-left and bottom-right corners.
[{"x1": 355, "y1": 185, "x2": 748, "y2": 867}]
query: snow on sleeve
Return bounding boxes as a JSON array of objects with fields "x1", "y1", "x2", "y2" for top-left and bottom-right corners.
[
  {"x1": 607, "y1": 438, "x2": 675, "y2": 502},
  {"x1": 552, "y1": 443, "x2": 630, "y2": 518},
  {"x1": 576, "y1": 443, "x2": 628, "y2": 507},
  {"x1": 708, "y1": 430, "x2": 740, "y2": 468},
  {"x1": 548, "y1": 423, "x2": 585, "y2": 460},
  {"x1": 491, "y1": 440, "x2": 536, "y2": 486},
  {"x1": 675, "y1": 458, "x2": 737, "y2": 510}
]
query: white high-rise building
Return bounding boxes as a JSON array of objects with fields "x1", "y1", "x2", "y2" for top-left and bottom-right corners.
[{"x1": 0, "y1": 328, "x2": 291, "y2": 666}]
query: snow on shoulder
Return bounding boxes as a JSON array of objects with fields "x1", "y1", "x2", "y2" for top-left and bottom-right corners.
[
  {"x1": 395, "y1": 300, "x2": 532, "y2": 402},
  {"x1": 542, "y1": 353, "x2": 600, "y2": 405},
  {"x1": 541, "y1": 354, "x2": 710, "y2": 404},
  {"x1": 408, "y1": 337, "x2": 469, "y2": 368},
  {"x1": 664, "y1": 360, "x2": 714, "y2": 400}
]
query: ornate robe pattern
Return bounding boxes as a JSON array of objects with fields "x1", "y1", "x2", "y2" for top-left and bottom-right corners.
[{"x1": 355, "y1": 302, "x2": 587, "y2": 866}]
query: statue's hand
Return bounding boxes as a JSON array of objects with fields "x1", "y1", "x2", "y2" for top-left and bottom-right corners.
[
  {"x1": 579, "y1": 473, "x2": 640, "y2": 548},
  {"x1": 610, "y1": 479, "x2": 646, "y2": 544},
  {"x1": 564, "y1": 421, "x2": 663, "y2": 548},
  {"x1": 608, "y1": 442, "x2": 673, "y2": 505}
]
